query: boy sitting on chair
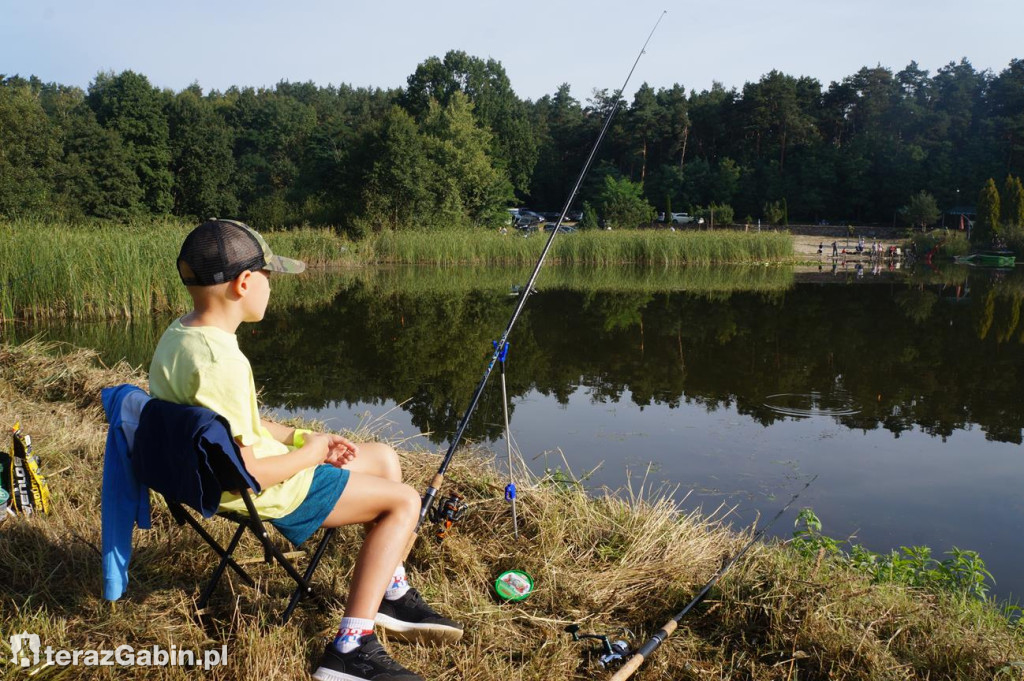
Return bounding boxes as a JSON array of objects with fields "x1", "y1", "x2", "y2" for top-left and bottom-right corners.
[{"x1": 149, "y1": 219, "x2": 462, "y2": 681}]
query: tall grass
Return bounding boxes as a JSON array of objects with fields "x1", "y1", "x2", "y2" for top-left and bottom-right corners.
[
  {"x1": 0, "y1": 218, "x2": 191, "y2": 320},
  {"x1": 367, "y1": 227, "x2": 793, "y2": 266},
  {"x1": 353, "y1": 263, "x2": 794, "y2": 299},
  {"x1": 1, "y1": 220, "x2": 793, "y2": 320}
]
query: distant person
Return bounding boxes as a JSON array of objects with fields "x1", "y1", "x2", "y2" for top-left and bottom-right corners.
[
  {"x1": 149, "y1": 219, "x2": 463, "y2": 681},
  {"x1": 817, "y1": 242, "x2": 823, "y2": 255},
  {"x1": 831, "y1": 241, "x2": 838, "y2": 257}
]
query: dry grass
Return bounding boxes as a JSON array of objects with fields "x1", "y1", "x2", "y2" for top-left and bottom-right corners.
[{"x1": 1, "y1": 340, "x2": 1021, "y2": 680}]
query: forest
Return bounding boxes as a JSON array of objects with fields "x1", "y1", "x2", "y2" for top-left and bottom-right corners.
[{"x1": 2, "y1": 51, "x2": 1023, "y2": 232}]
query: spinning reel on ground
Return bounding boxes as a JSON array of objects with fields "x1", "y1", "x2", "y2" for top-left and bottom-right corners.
[{"x1": 564, "y1": 624, "x2": 634, "y2": 669}]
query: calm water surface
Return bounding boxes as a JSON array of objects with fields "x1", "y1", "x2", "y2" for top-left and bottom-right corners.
[{"x1": 21, "y1": 264, "x2": 1024, "y2": 604}]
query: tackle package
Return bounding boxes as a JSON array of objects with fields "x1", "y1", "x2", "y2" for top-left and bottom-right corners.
[{"x1": 0, "y1": 423, "x2": 51, "y2": 516}]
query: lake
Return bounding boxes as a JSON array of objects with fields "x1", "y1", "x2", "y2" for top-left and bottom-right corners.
[{"x1": 17, "y1": 263, "x2": 1024, "y2": 605}]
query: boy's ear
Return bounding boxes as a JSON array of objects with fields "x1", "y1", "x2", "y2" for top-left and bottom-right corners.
[{"x1": 231, "y1": 270, "x2": 253, "y2": 297}]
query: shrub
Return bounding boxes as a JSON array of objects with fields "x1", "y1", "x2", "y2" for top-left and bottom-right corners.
[
  {"x1": 597, "y1": 175, "x2": 655, "y2": 229},
  {"x1": 763, "y1": 200, "x2": 786, "y2": 226}
]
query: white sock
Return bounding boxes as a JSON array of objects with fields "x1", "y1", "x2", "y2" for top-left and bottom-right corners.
[
  {"x1": 384, "y1": 564, "x2": 410, "y2": 601},
  {"x1": 333, "y1": 617, "x2": 375, "y2": 654}
]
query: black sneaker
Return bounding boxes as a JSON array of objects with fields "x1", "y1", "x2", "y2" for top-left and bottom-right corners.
[
  {"x1": 374, "y1": 588, "x2": 464, "y2": 644},
  {"x1": 311, "y1": 634, "x2": 422, "y2": 681}
]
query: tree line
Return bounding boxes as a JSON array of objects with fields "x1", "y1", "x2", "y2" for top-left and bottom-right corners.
[{"x1": 2, "y1": 52, "x2": 1023, "y2": 232}]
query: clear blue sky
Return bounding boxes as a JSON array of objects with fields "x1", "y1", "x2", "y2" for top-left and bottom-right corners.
[{"x1": 3, "y1": 0, "x2": 1021, "y2": 101}]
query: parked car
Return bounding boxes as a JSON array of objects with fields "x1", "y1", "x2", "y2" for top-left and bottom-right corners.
[
  {"x1": 515, "y1": 210, "x2": 545, "y2": 227},
  {"x1": 657, "y1": 212, "x2": 693, "y2": 225},
  {"x1": 544, "y1": 223, "x2": 577, "y2": 233}
]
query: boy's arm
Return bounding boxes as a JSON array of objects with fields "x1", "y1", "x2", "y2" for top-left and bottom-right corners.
[
  {"x1": 259, "y1": 418, "x2": 359, "y2": 468},
  {"x1": 260, "y1": 418, "x2": 298, "y2": 446},
  {"x1": 238, "y1": 434, "x2": 331, "y2": 489}
]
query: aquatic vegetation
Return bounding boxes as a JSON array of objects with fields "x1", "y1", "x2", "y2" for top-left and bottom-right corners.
[
  {"x1": 1, "y1": 220, "x2": 792, "y2": 320},
  {"x1": 791, "y1": 508, "x2": 997, "y2": 601}
]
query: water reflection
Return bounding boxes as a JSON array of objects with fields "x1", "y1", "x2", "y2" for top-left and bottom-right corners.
[{"x1": 237, "y1": 265, "x2": 1024, "y2": 447}]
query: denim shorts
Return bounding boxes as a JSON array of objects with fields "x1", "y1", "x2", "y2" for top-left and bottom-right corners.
[{"x1": 270, "y1": 464, "x2": 349, "y2": 546}]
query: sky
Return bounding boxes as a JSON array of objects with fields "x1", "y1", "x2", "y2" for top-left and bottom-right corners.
[{"x1": 2, "y1": 0, "x2": 1022, "y2": 102}]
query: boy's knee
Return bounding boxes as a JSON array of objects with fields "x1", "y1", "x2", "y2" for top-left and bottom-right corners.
[
  {"x1": 397, "y1": 483, "x2": 421, "y2": 517},
  {"x1": 381, "y1": 444, "x2": 403, "y2": 482},
  {"x1": 365, "y1": 442, "x2": 403, "y2": 482}
]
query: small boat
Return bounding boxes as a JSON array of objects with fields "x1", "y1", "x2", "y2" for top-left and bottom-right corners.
[{"x1": 953, "y1": 250, "x2": 1016, "y2": 267}]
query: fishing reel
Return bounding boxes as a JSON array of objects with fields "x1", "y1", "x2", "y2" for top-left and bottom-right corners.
[
  {"x1": 430, "y1": 492, "x2": 468, "y2": 542},
  {"x1": 564, "y1": 624, "x2": 633, "y2": 669}
]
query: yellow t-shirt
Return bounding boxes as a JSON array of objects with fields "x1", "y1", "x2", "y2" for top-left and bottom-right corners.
[{"x1": 148, "y1": 318, "x2": 314, "y2": 518}]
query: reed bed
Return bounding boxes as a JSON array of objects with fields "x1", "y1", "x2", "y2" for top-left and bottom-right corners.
[
  {"x1": 356, "y1": 264, "x2": 794, "y2": 299},
  {"x1": 0, "y1": 218, "x2": 191, "y2": 321},
  {"x1": 0, "y1": 220, "x2": 362, "y2": 321},
  {"x1": 367, "y1": 228, "x2": 793, "y2": 267},
  {"x1": 2, "y1": 221, "x2": 793, "y2": 321},
  {"x1": 547, "y1": 229, "x2": 792, "y2": 267},
  {"x1": 1, "y1": 339, "x2": 1021, "y2": 680}
]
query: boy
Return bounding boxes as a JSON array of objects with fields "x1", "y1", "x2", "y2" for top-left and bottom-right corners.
[{"x1": 149, "y1": 219, "x2": 462, "y2": 681}]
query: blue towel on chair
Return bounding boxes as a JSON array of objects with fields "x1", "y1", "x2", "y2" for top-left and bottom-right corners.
[{"x1": 101, "y1": 384, "x2": 152, "y2": 601}]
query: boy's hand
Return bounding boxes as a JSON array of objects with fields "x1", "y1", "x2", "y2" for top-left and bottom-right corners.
[
  {"x1": 301, "y1": 432, "x2": 332, "y2": 463},
  {"x1": 324, "y1": 434, "x2": 358, "y2": 468}
]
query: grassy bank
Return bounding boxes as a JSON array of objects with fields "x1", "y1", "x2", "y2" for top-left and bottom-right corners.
[
  {"x1": 1, "y1": 220, "x2": 792, "y2": 321},
  {"x1": 1, "y1": 339, "x2": 1021, "y2": 680}
]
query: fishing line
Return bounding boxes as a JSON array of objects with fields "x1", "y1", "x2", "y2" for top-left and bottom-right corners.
[
  {"x1": 410, "y1": 11, "x2": 669, "y2": 544},
  {"x1": 609, "y1": 475, "x2": 818, "y2": 681},
  {"x1": 494, "y1": 341, "x2": 519, "y2": 539}
]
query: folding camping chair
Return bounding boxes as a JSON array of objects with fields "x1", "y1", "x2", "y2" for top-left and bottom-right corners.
[
  {"x1": 130, "y1": 396, "x2": 338, "y2": 623},
  {"x1": 163, "y1": 487, "x2": 337, "y2": 623}
]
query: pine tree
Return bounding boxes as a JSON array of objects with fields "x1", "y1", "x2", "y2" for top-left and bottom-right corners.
[
  {"x1": 974, "y1": 178, "x2": 1001, "y2": 244},
  {"x1": 421, "y1": 92, "x2": 514, "y2": 227},
  {"x1": 359, "y1": 106, "x2": 435, "y2": 232},
  {"x1": 1001, "y1": 175, "x2": 1024, "y2": 229},
  {"x1": 903, "y1": 191, "x2": 940, "y2": 230}
]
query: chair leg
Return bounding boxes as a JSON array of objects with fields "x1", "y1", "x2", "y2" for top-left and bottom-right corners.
[
  {"x1": 282, "y1": 528, "x2": 337, "y2": 623},
  {"x1": 197, "y1": 523, "x2": 248, "y2": 610},
  {"x1": 237, "y1": 489, "x2": 323, "y2": 621},
  {"x1": 176, "y1": 508, "x2": 255, "y2": 585}
]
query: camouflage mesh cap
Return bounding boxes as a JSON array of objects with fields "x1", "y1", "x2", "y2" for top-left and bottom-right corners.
[{"x1": 177, "y1": 219, "x2": 305, "y2": 286}]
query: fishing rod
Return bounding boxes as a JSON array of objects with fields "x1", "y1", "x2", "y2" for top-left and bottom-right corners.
[
  {"x1": 411, "y1": 11, "x2": 668, "y2": 544},
  {"x1": 608, "y1": 475, "x2": 818, "y2": 681}
]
